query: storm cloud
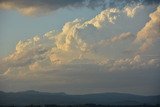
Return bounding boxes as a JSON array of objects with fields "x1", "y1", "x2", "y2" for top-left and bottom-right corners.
[
  {"x1": 0, "y1": 0, "x2": 159, "y2": 16},
  {"x1": 0, "y1": 0, "x2": 105, "y2": 16}
]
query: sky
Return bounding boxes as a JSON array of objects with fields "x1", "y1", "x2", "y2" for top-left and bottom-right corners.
[{"x1": 0, "y1": 0, "x2": 160, "y2": 95}]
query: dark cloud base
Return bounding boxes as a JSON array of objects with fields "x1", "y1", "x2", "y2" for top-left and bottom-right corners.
[{"x1": 0, "y1": 0, "x2": 159, "y2": 16}]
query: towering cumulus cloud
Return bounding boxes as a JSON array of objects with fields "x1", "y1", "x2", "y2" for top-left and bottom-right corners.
[
  {"x1": 136, "y1": 6, "x2": 160, "y2": 52},
  {"x1": 0, "y1": 1, "x2": 160, "y2": 95}
]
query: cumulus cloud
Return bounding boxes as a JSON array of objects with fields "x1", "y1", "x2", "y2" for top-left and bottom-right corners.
[
  {"x1": 87, "y1": 8, "x2": 120, "y2": 27},
  {"x1": 1, "y1": 4, "x2": 159, "y2": 75},
  {"x1": 54, "y1": 19, "x2": 84, "y2": 52},
  {"x1": 5, "y1": 36, "x2": 47, "y2": 62},
  {"x1": 135, "y1": 6, "x2": 160, "y2": 52},
  {"x1": 98, "y1": 32, "x2": 133, "y2": 46},
  {"x1": 0, "y1": 34, "x2": 55, "y2": 75},
  {"x1": 0, "y1": 4, "x2": 160, "y2": 94},
  {"x1": 54, "y1": 7, "x2": 121, "y2": 53},
  {"x1": 0, "y1": 7, "x2": 114, "y2": 75},
  {"x1": 124, "y1": 4, "x2": 144, "y2": 17}
]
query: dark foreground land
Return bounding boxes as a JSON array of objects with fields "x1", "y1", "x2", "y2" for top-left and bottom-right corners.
[{"x1": 1, "y1": 104, "x2": 160, "y2": 107}]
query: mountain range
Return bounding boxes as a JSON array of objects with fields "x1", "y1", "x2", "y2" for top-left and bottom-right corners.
[{"x1": 0, "y1": 90, "x2": 160, "y2": 105}]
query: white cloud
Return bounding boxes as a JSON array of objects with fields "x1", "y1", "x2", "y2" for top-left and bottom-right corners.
[
  {"x1": 124, "y1": 4, "x2": 144, "y2": 18},
  {"x1": 135, "y1": 6, "x2": 160, "y2": 52},
  {"x1": 98, "y1": 32, "x2": 133, "y2": 46},
  {"x1": 54, "y1": 8, "x2": 121, "y2": 53},
  {"x1": 87, "y1": 8, "x2": 120, "y2": 27},
  {"x1": 0, "y1": 4, "x2": 160, "y2": 94},
  {"x1": 1, "y1": 5, "x2": 159, "y2": 75}
]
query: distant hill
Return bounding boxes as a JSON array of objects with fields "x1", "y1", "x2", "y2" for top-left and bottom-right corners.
[{"x1": 0, "y1": 90, "x2": 159, "y2": 105}]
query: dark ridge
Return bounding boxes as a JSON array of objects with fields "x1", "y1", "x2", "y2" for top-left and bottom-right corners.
[{"x1": 0, "y1": 90, "x2": 160, "y2": 106}]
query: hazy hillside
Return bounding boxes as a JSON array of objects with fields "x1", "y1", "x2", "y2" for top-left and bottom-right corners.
[{"x1": 0, "y1": 90, "x2": 160, "y2": 105}]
